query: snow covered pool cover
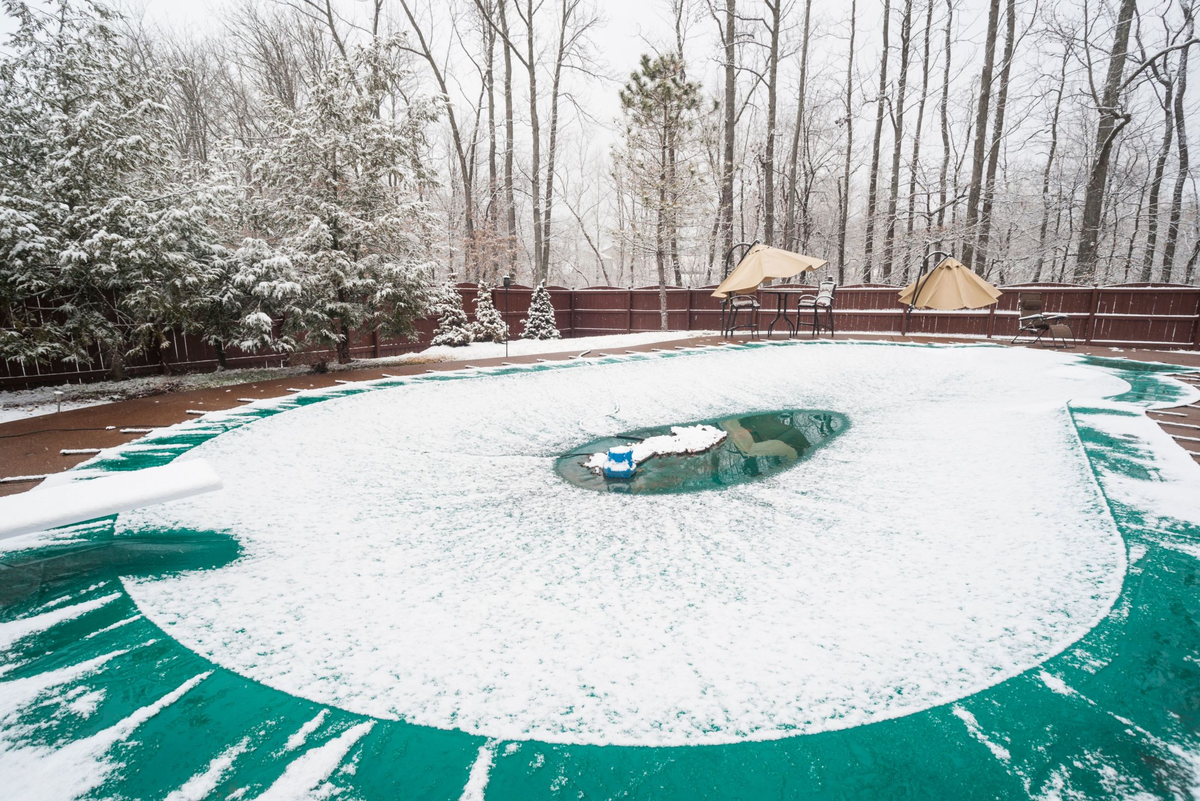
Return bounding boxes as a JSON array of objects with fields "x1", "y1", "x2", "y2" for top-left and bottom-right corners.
[{"x1": 2, "y1": 342, "x2": 1200, "y2": 799}]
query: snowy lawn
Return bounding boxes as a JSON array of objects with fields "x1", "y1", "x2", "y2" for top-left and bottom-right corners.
[
  {"x1": 112, "y1": 343, "x2": 1165, "y2": 747},
  {"x1": 0, "y1": 332, "x2": 710, "y2": 425}
]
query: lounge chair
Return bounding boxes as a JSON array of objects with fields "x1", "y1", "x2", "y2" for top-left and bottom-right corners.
[
  {"x1": 1012, "y1": 292, "x2": 1074, "y2": 348},
  {"x1": 723, "y1": 293, "x2": 761, "y2": 338},
  {"x1": 797, "y1": 277, "x2": 837, "y2": 338}
]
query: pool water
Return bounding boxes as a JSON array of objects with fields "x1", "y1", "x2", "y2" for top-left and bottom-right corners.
[{"x1": 555, "y1": 410, "x2": 849, "y2": 494}]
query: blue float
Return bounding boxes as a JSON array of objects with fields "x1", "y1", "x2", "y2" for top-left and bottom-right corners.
[{"x1": 603, "y1": 446, "x2": 636, "y2": 479}]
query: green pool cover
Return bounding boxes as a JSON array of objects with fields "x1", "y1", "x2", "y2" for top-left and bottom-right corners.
[{"x1": 1, "y1": 342, "x2": 1199, "y2": 799}]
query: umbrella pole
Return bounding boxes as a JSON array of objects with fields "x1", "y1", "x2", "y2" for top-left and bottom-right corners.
[
  {"x1": 722, "y1": 241, "x2": 758, "y2": 280},
  {"x1": 904, "y1": 249, "x2": 953, "y2": 334},
  {"x1": 720, "y1": 241, "x2": 757, "y2": 339}
]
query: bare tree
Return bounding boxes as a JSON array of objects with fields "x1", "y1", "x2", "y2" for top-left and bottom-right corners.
[
  {"x1": 763, "y1": 0, "x2": 782, "y2": 244},
  {"x1": 397, "y1": 0, "x2": 478, "y2": 269},
  {"x1": 837, "y1": 0, "x2": 858, "y2": 284},
  {"x1": 862, "y1": 0, "x2": 893, "y2": 281},
  {"x1": 903, "y1": 0, "x2": 934, "y2": 281},
  {"x1": 881, "y1": 0, "x2": 913, "y2": 282},
  {"x1": 784, "y1": 0, "x2": 813, "y2": 251},
  {"x1": 936, "y1": 0, "x2": 954, "y2": 243},
  {"x1": 1034, "y1": 50, "x2": 1068, "y2": 282},
  {"x1": 962, "y1": 0, "x2": 1001, "y2": 269},
  {"x1": 1161, "y1": 4, "x2": 1194, "y2": 282},
  {"x1": 719, "y1": 0, "x2": 737, "y2": 274},
  {"x1": 1141, "y1": 47, "x2": 1176, "y2": 281},
  {"x1": 975, "y1": 0, "x2": 1016, "y2": 274}
]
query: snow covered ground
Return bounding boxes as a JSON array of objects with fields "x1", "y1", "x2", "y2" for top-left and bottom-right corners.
[
  {"x1": 0, "y1": 367, "x2": 313, "y2": 425},
  {"x1": 115, "y1": 343, "x2": 1154, "y2": 747},
  {"x1": 351, "y1": 330, "x2": 714, "y2": 366},
  {"x1": 0, "y1": 332, "x2": 709, "y2": 424}
]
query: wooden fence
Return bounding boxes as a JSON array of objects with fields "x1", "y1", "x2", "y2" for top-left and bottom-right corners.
[{"x1": 3, "y1": 281, "x2": 1198, "y2": 389}]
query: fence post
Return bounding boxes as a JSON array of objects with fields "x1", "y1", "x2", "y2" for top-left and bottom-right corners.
[
  {"x1": 625, "y1": 289, "x2": 633, "y2": 334},
  {"x1": 373, "y1": 329, "x2": 381, "y2": 359},
  {"x1": 565, "y1": 288, "x2": 574, "y2": 338},
  {"x1": 1084, "y1": 285, "x2": 1101, "y2": 344},
  {"x1": 1192, "y1": 291, "x2": 1200, "y2": 350},
  {"x1": 685, "y1": 286, "x2": 694, "y2": 332}
]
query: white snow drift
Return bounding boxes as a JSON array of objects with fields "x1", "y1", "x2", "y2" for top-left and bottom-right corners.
[
  {"x1": 583, "y1": 423, "x2": 726, "y2": 473},
  {"x1": 120, "y1": 343, "x2": 1131, "y2": 746}
]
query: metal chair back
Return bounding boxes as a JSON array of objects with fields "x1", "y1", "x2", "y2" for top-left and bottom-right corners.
[
  {"x1": 1018, "y1": 293, "x2": 1044, "y2": 318},
  {"x1": 815, "y1": 278, "x2": 837, "y2": 307}
]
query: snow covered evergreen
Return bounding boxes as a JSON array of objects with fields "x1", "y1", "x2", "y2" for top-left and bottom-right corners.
[
  {"x1": 471, "y1": 283, "x2": 508, "y2": 343},
  {"x1": 521, "y1": 284, "x2": 561, "y2": 340},
  {"x1": 0, "y1": 0, "x2": 224, "y2": 378},
  {"x1": 429, "y1": 281, "x2": 473, "y2": 347},
  {"x1": 231, "y1": 39, "x2": 435, "y2": 363}
]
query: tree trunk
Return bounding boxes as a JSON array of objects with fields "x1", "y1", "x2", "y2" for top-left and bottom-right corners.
[
  {"x1": 763, "y1": 0, "x2": 781, "y2": 245},
  {"x1": 398, "y1": 0, "x2": 475, "y2": 271},
  {"x1": 1034, "y1": 52, "x2": 1067, "y2": 282},
  {"x1": 669, "y1": 131, "x2": 682, "y2": 284},
  {"x1": 215, "y1": 340, "x2": 229, "y2": 370},
  {"x1": 881, "y1": 0, "x2": 913, "y2": 283},
  {"x1": 524, "y1": 0, "x2": 545, "y2": 284},
  {"x1": 485, "y1": 4, "x2": 499, "y2": 282},
  {"x1": 719, "y1": 0, "x2": 736, "y2": 273},
  {"x1": 1141, "y1": 65, "x2": 1175, "y2": 282},
  {"x1": 975, "y1": 0, "x2": 1015, "y2": 275},
  {"x1": 935, "y1": 0, "x2": 953, "y2": 242},
  {"x1": 961, "y1": 0, "x2": 1001, "y2": 269},
  {"x1": 837, "y1": 0, "x2": 857, "y2": 284},
  {"x1": 1074, "y1": 0, "x2": 1138, "y2": 281},
  {"x1": 539, "y1": 0, "x2": 572, "y2": 280},
  {"x1": 862, "y1": 0, "x2": 892, "y2": 282},
  {"x1": 1161, "y1": 12, "x2": 1192, "y2": 282},
  {"x1": 338, "y1": 323, "x2": 351, "y2": 364},
  {"x1": 658, "y1": 119, "x2": 669, "y2": 330},
  {"x1": 903, "y1": 0, "x2": 933, "y2": 283},
  {"x1": 783, "y1": 0, "x2": 813, "y2": 251},
  {"x1": 1124, "y1": 179, "x2": 1147, "y2": 281},
  {"x1": 105, "y1": 339, "x2": 127, "y2": 382},
  {"x1": 500, "y1": 0, "x2": 518, "y2": 275}
]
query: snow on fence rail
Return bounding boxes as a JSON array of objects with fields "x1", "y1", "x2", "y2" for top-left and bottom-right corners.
[{"x1": 3, "y1": 281, "x2": 1199, "y2": 389}]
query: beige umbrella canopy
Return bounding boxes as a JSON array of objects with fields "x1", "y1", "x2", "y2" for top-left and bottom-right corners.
[
  {"x1": 897, "y1": 257, "x2": 1002, "y2": 310},
  {"x1": 711, "y1": 245, "x2": 829, "y2": 298}
]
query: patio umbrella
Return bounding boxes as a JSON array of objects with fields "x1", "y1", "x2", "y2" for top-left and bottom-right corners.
[
  {"x1": 897, "y1": 257, "x2": 1002, "y2": 310},
  {"x1": 711, "y1": 245, "x2": 828, "y2": 298}
]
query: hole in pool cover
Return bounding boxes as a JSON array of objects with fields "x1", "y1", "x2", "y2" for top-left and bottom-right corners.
[{"x1": 556, "y1": 409, "x2": 849, "y2": 493}]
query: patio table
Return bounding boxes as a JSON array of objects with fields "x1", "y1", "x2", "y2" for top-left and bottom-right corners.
[{"x1": 763, "y1": 286, "x2": 815, "y2": 337}]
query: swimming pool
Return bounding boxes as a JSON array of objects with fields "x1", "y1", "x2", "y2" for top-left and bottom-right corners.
[{"x1": 2, "y1": 341, "x2": 1199, "y2": 798}]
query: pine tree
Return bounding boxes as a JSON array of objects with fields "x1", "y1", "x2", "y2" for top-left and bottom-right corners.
[
  {"x1": 617, "y1": 53, "x2": 701, "y2": 329},
  {"x1": 234, "y1": 37, "x2": 435, "y2": 363},
  {"x1": 471, "y1": 282, "x2": 508, "y2": 343},
  {"x1": 429, "y1": 281, "x2": 473, "y2": 347},
  {"x1": 521, "y1": 283, "x2": 561, "y2": 340},
  {"x1": 0, "y1": 0, "x2": 223, "y2": 379}
]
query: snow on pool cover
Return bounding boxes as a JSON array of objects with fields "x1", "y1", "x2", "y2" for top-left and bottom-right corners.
[
  {"x1": 2, "y1": 341, "x2": 1200, "y2": 798},
  {"x1": 107, "y1": 343, "x2": 1132, "y2": 744}
]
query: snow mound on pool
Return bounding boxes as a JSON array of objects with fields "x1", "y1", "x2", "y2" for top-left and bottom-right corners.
[
  {"x1": 120, "y1": 344, "x2": 1130, "y2": 746},
  {"x1": 583, "y1": 423, "x2": 726, "y2": 473}
]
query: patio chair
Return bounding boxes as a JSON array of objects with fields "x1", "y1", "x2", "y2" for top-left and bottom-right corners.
[
  {"x1": 723, "y1": 293, "x2": 761, "y2": 339},
  {"x1": 797, "y1": 277, "x2": 837, "y2": 338},
  {"x1": 1011, "y1": 292, "x2": 1074, "y2": 349}
]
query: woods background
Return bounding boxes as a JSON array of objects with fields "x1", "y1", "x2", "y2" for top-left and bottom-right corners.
[{"x1": 3, "y1": 0, "x2": 1200, "y2": 382}]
